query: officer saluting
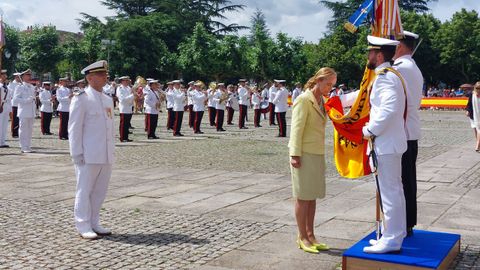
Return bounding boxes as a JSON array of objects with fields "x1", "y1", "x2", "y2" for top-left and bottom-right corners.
[
  {"x1": 394, "y1": 31, "x2": 424, "y2": 236},
  {"x1": 362, "y1": 36, "x2": 408, "y2": 254},
  {"x1": 68, "y1": 60, "x2": 114, "y2": 239}
]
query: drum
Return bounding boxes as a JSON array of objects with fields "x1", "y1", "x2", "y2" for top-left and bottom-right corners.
[{"x1": 260, "y1": 101, "x2": 270, "y2": 113}]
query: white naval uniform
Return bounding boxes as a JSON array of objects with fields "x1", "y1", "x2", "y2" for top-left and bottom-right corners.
[
  {"x1": 291, "y1": 88, "x2": 302, "y2": 104},
  {"x1": 56, "y1": 86, "x2": 72, "y2": 112},
  {"x1": 172, "y1": 89, "x2": 185, "y2": 112},
  {"x1": 166, "y1": 88, "x2": 174, "y2": 109},
  {"x1": 116, "y1": 85, "x2": 134, "y2": 114},
  {"x1": 261, "y1": 88, "x2": 269, "y2": 103},
  {"x1": 272, "y1": 87, "x2": 288, "y2": 113},
  {"x1": 213, "y1": 90, "x2": 226, "y2": 111},
  {"x1": 68, "y1": 86, "x2": 115, "y2": 233},
  {"x1": 0, "y1": 82, "x2": 13, "y2": 145},
  {"x1": 238, "y1": 87, "x2": 249, "y2": 106},
  {"x1": 14, "y1": 82, "x2": 36, "y2": 151},
  {"x1": 144, "y1": 88, "x2": 160, "y2": 115},
  {"x1": 207, "y1": 89, "x2": 216, "y2": 108},
  {"x1": 393, "y1": 55, "x2": 423, "y2": 141},
  {"x1": 268, "y1": 86, "x2": 277, "y2": 104},
  {"x1": 227, "y1": 91, "x2": 239, "y2": 111},
  {"x1": 363, "y1": 62, "x2": 407, "y2": 249},
  {"x1": 102, "y1": 84, "x2": 115, "y2": 98},
  {"x1": 192, "y1": 90, "x2": 207, "y2": 112},
  {"x1": 39, "y1": 89, "x2": 53, "y2": 113},
  {"x1": 9, "y1": 80, "x2": 21, "y2": 107},
  {"x1": 251, "y1": 92, "x2": 261, "y2": 109}
]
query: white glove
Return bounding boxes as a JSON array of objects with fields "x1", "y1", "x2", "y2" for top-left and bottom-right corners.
[{"x1": 72, "y1": 155, "x2": 85, "y2": 165}]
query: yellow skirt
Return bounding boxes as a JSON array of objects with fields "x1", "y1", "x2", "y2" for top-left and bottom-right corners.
[{"x1": 290, "y1": 153, "x2": 326, "y2": 200}]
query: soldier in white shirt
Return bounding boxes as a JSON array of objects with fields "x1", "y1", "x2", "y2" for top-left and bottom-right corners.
[
  {"x1": 172, "y1": 80, "x2": 186, "y2": 136},
  {"x1": 165, "y1": 82, "x2": 175, "y2": 130},
  {"x1": 251, "y1": 87, "x2": 262, "y2": 128},
  {"x1": 272, "y1": 80, "x2": 289, "y2": 137},
  {"x1": 268, "y1": 82, "x2": 278, "y2": 125},
  {"x1": 117, "y1": 76, "x2": 134, "y2": 142},
  {"x1": 394, "y1": 31, "x2": 424, "y2": 236},
  {"x1": 187, "y1": 81, "x2": 195, "y2": 128},
  {"x1": 57, "y1": 77, "x2": 72, "y2": 140},
  {"x1": 261, "y1": 82, "x2": 270, "y2": 120},
  {"x1": 13, "y1": 69, "x2": 36, "y2": 153},
  {"x1": 0, "y1": 70, "x2": 12, "y2": 147},
  {"x1": 144, "y1": 80, "x2": 161, "y2": 139},
  {"x1": 237, "y1": 79, "x2": 249, "y2": 129},
  {"x1": 226, "y1": 85, "x2": 238, "y2": 125},
  {"x1": 192, "y1": 81, "x2": 207, "y2": 134},
  {"x1": 361, "y1": 36, "x2": 408, "y2": 254},
  {"x1": 291, "y1": 83, "x2": 302, "y2": 104},
  {"x1": 39, "y1": 82, "x2": 54, "y2": 135},
  {"x1": 103, "y1": 79, "x2": 117, "y2": 107},
  {"x1": 69, "y1": 60, "x2": 114, "y2": 239},
  {"x1": 9, "y1": 73, "x2": 22, "y2": 138},
  {"x1": 207, "y1": 83, "x2": 217, "y2": 127},
  {"x1": 213, "y1": 83, "x2": 228, "y2": 132}
]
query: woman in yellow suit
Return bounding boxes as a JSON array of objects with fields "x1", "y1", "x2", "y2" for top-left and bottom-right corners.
[{"x1": 288, "y1": 67, "x2": 337, "y2": 253}]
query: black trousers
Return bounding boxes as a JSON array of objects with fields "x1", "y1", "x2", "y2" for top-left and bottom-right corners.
[
  {"x1": 216, "y1": 109, "x2": 225, "y2": 131},
  {"x1": 402, "y1": 140, "x2": 418, "y2": 229},
  {"x1": 59, "y1": 111, "x2": 69, "y2": 139},
  {"x1": 188, "y1": 105, "x2": 194, "y2": 128},
  {"x1": 119, "y1": 113, "x2": 132, "y2": 141},
  {"x1": 146, "y1": 113, "x2": 158, "y2": 138},
  {"x1": 40, "y1": 112, "x2": 52, "y2": 134},
  {"x1": 208, "y1": 106, "x2": 216, "y2": 126},
  {"x1": 269, "y1": 103, "x2": 276, "y2": 125},
  {"x1": 194, "y1": 111, "x2": 204, "y2": 132},
  {"x1": 276, "y1": 112, "x2": 287, "y2": 137},
  {"x1": 167, "y1": 108, "x2": 174, "y2": 129},
  {"x1": 173, "y1": 111, "x2": 184, "y2": 135},
  {"x1": 11, "y1": 106, "x2": 19, "y2": 137},
  {"x1": 254, "y1": 109, "x2": 261, "y2": 127},
  {"x1": 226, "y1": 107, "x2": 234, "y2": 124},
  {"x1": 238, "y1": 105, "x2": 247, "y2": 128}
]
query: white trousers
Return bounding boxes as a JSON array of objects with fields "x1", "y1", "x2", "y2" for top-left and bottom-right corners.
[
  {"x1": 376, "y1": 153, "x2": 407, "y2": 248},
  {"x1": 0, "y1": 111, "x2": 9, "y2": 145},
  {"x1": 74, "y1": 164, "x2": 112, "y2": 232},
  {"x1": 19, "y1": 117, "x2": 34, "y2": 151}
]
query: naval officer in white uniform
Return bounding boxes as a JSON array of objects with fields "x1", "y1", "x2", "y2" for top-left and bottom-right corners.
[
  {"x1": 13, "y1": 69, "x2": 36, "y2": 153},
  {"x1": 361, "y1": 36, "x2": 408, "y2": 254},
  {"x1": 394, "y1": 30, "x2": 424, "y2": 236},
  {"x1": 68, "y1": 60, "x2": 115, "y2": 239}
]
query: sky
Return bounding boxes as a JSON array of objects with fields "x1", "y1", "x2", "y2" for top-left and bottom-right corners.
[{"x1": 1, "y1": 0, "x2": 480, "y2": 42}]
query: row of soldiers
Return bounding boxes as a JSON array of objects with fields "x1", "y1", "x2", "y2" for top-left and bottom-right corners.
[{"x1": 0, "y1": 68, "x2": 303, "y2": 150}]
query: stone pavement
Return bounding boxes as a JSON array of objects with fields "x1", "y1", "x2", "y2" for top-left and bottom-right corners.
[{"x1": 0, "y1": 110, "x2": 479, "y2": 269}]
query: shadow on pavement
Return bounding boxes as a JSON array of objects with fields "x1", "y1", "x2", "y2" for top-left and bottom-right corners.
[{"x1": 104, "y1": 232, "x2": 210, "y2": 246}]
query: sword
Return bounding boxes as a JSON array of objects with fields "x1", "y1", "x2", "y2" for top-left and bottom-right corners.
[
  {"x1": 412, "y1": 38, "x2": 423, "y2": 57},
  {"x1": 368, "y1": 136, "x2": 384, "y2": 241}
]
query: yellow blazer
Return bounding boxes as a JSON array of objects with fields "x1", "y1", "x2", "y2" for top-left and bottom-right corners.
[{"x1": 288, "y1": 90, "x2": 326, "y2": 156}]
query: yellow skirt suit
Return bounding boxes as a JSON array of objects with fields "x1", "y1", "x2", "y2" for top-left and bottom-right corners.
[{"x1": 288, "y1": 90, "x2": 327, "y2": 200}]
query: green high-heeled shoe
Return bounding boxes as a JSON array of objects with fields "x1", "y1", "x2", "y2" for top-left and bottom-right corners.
[{"x1": 296, "y1": 237, "x2": 319, "y2": 254}]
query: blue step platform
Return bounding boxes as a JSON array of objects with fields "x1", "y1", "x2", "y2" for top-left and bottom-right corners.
[{"x1": 342, "y1": 230, "x2": 461, "y2": 270}]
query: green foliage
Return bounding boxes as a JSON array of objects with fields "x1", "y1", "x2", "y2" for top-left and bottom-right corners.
[{"x1": 2, "y1": 24, "x2": 21, "y2": 75}]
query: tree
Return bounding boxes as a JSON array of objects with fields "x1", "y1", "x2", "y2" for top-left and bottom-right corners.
[
  {"x1": 19, "y1": 26, "x2": 62, "y2": 76},
  {"x1": 434, "y1": 9, "x2": 480, "y2": 84},
  {"x1": 248, "y1": 9, "x2": 275, "y2": 81},
  {"x1": 1, "y1": 24, "x2": 21, "y2": 75},
  {"x1": 271, "y1": 33, "x2": 308, "y2": 84}
]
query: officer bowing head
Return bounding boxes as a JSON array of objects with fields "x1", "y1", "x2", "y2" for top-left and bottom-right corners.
[
  {"x1": 366, "y1": 36, "x2": 399, "y2": 70},
  {"x1": 81, "y1": 60, "x2": 108, "y2": 92}
]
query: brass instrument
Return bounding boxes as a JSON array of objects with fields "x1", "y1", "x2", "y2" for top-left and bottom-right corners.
[
  {"x1": 132, "y1": 76, "x2": 147, "y2": 113},
  {"x1": 219, "y1": 91, "x2": 229, "y2": 104},
  {"x1": 132, "y1": 76, "x2": 147, "y2": 91}
]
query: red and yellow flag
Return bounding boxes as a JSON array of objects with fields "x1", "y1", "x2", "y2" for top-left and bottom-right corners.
[{"x1": 325, "y1": 0, "x2": 404, "y2": 178}]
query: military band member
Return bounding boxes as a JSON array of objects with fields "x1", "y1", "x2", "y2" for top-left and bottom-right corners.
[
  {"x1": 226, "y1": 84, "x2": 238, "y2": 125},
  {"x1": 9, "y1": 73, "x2": 22, "y2": 138},
  {"x1": 69, "y1": 60, "x2": 114, "y2": 240},
  {"x1": 361, "y1": 36, "x2": 408, "y2": 254},
  {"x1": 238, "y1": 79, "x2": 249, "y2": 129},
  {"x1": 292, "y1": 83, "x2": 302, "y2": 104},
  {"x1": 213, "y1": 83, "x2": 227, "y2": 132},
  {"x1": 261, "y1": 82, "x2": 270, "y2": 120},
  {"x1": 272, "y1": 80, "x2": 288, "y2": 137},
  {"x1": 394, "y1": 30, "x2": 424, "y2": 236},
  {"x1": 251, "y1": 87, "x2": 262, "y2": 128},
  {"x1": 103, "y1": 78, "x2": 117, "y2": 107},
  {"x1": 75, "y1": 79, "x2": 86, "y2": 92},
  {"x1": 39, "y1": 82, "x2": 54, "y2": 135},
  {"x1": 172, "y1": 80, "x2": 185, "y2": 136},
  {"x1": 144, "y1": 80, "x2": 161, "y2": 139},
  {"x1": 192, "y1": 81, "x2": 207, "y2": 134},
  {"x1": 117, "y1": 76, "x2": 134, "y2": 142},
  {"x1": 0, "y1": 70, "x2": 12, "y2": 147},
  {"x1": 207, "y1": 83, "x2": 217, "y2": 126},
  {"x1": 166, "y1": 81, "x2": 175, "y2": 130},
  {"x1": 268, "y1": 81, "x2": 278, "y2": 125},
  {"x1": 13, "y1": 69, "x2": 36, "y2": 153},
  {"x1": 57, "y1": 77, "x2": 72, "y2": 140},
  {"x1": 187, "y1": 81, "x2": 195, "y2": 128}
]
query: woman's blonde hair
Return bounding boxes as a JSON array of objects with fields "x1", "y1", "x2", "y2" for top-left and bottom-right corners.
[
  {"x1": 304, "y1": 67, "x2": 337, "y2": 90},
  {"x1": 474, "y1": 81, "x2": 480, "y2": 94}
]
